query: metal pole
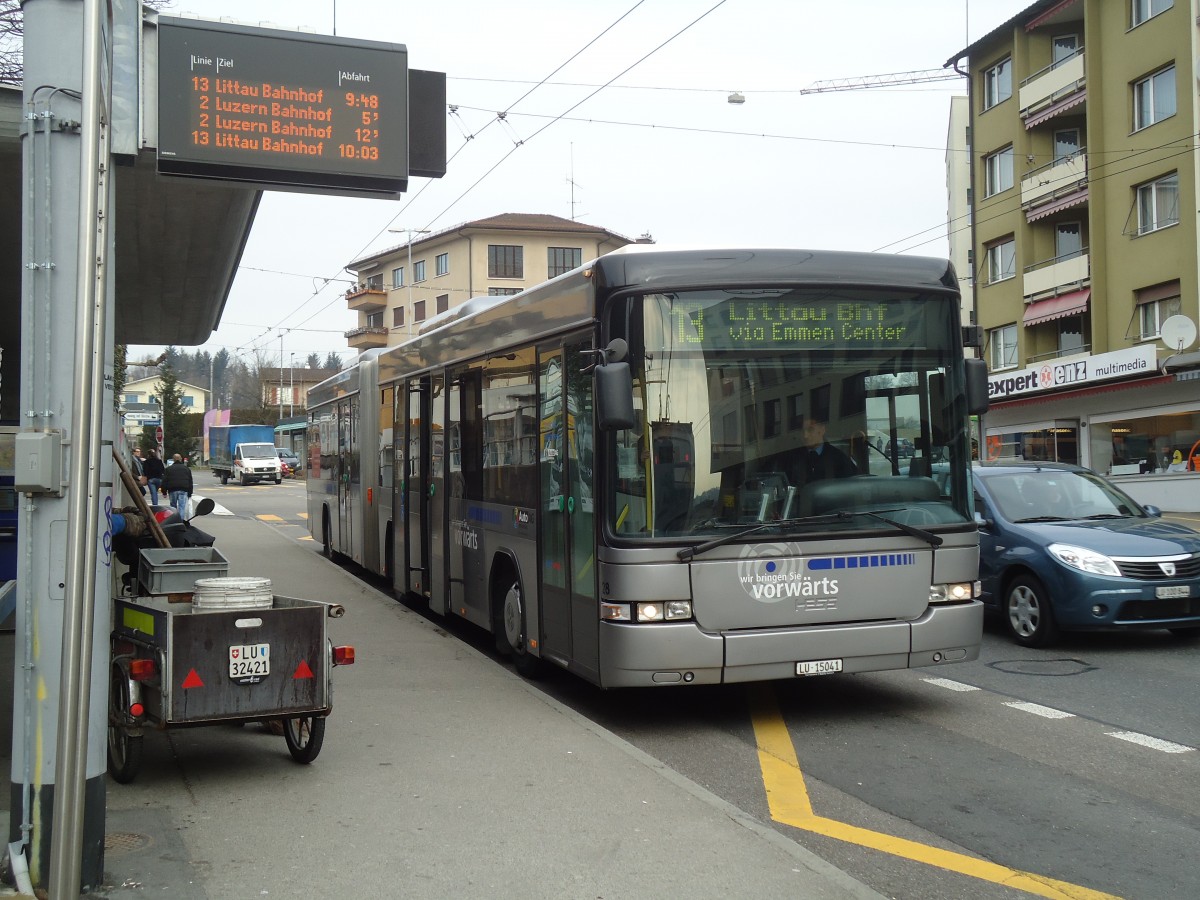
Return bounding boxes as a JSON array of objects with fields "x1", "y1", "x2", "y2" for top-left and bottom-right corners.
[
  {"x1": 278, "y1": 333, "x2": 284, "y2": 419},
  {"x1": 49, "y1": 0, "x2": 109, "y2": 892},
  {"x1": 388, "y1": 228, "x2": 430, "y2": 337},
  {"x1": 289, "y1": 353, "x2": 295, "y2": 417}
]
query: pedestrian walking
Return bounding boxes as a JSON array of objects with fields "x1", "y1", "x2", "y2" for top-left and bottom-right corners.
[
  {"x1": 161, "y1": 453, "x2": 193, "y2": 521},
  {"x1": 142, "y1": 448, "x2": 166, "y2": 504},
  {"x1": 130, "y1": 447, "x2": 148, "y2": 497}
]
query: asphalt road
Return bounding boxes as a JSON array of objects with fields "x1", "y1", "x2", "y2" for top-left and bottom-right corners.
[{"x1": 205, "y1": 476, "x2": 1200, "y2": 900}]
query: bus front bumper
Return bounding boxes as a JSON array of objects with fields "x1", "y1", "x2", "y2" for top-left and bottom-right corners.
[{"x1": 596, "y1": 601, "x2": 982, "y2": 688}]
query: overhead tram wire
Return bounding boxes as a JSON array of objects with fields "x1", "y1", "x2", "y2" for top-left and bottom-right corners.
[
  {"x1": 423, "y1": 0, "x2": 731, "y2": 227},
  {"x1": 259, "y1": 0, "x2": 657, "y2": 346}
]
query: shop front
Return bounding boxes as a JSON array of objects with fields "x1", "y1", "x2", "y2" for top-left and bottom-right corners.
[{"x1": 983, "y1": 345, "x2": 1200, "y2": 512}]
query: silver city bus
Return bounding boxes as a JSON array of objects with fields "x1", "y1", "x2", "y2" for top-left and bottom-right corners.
[{"x1": 308, "y1": 247, "x2": 991, "y2": 687}]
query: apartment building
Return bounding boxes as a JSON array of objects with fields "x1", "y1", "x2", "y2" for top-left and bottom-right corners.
[
  {"x1": 947, "y1": 0, "x2": 1200, "y2": 511},
  {"x1": 343, "y1": 213, "x2": 637, "y2": 351}
]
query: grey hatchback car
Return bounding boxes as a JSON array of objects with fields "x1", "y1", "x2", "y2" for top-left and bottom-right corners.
[{"x1": 972, "y1": 462, "x2": 1200, "y2": 646}]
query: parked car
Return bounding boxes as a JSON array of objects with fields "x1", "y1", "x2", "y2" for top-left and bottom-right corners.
[
  {"x1": 972, "y1": 461, "x2": 1200, "y2": 646},
  {"x1": 276, "y1": 447, "x2": 302, "y2": 476}
]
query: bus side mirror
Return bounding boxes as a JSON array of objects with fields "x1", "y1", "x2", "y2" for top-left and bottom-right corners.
[
  {"x1": 596, "y1": 362, "x2": 636, "y2": 431},
  {"x1": 964, "y1": 358, "x2": 990, "y2": 416}
]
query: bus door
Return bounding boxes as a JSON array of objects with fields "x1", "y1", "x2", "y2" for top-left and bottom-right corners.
[
  {"x1": 538, "y1": 340, "x2": 598, "y2": 675},
  {"x1": 406, "y1": 377, "x2": 428, "y2": 601},
  {"x1": 336, "y1": 396, "x2": 357, "y2": 557}
]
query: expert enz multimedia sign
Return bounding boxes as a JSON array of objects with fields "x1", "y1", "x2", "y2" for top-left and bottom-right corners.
[
  {"x1": 157, "y1": 16, "x2": 409, "y2": 196},
  {"x1": 987, "y1": 344, "x2": 1158, "y2": 401}
]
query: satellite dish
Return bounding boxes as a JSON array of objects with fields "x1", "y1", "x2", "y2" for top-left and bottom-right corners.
[{"x1": 1160, "y1": 315, "x2": 1198, "y2": 352}]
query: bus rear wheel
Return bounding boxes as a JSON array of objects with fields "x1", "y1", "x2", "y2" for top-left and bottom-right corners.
[{"x1": 495, "y1": 574, "x2": 542, "y2": 679}]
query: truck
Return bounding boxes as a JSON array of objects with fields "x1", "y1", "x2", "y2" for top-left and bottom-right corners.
[{"x1": 208, "y1": 425, "x2": 282, "y2": 485}]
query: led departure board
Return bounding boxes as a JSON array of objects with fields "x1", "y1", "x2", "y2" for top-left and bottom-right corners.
[{"x1": 157, "y1": 17, "x2": 409, "y2": 196}]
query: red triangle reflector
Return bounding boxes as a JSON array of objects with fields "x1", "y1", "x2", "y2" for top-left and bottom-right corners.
[
  {"x1": 181, "y1": 668, "x2": 204, "y2": 689},
  {"x1": 293, "y1": 660, "x2": 314, "y2": 680}
]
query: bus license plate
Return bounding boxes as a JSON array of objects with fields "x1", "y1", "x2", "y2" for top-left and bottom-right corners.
[
  {"x1": 796, "y1": 658, "x2": 842, "y2": 676},
  {"x1": 1156, "y1": 585, "x2": 1190, "y2": 599},
  {"x1": 229, "y1": 644, "x2": 270, "y2": 683}
]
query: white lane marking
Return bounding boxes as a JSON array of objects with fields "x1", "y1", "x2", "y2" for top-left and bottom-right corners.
[
  {"x1": 190, "y1": 494, "x2": 233, "y2": 516},
  {"x1": 1106, "y1": 731, "x2": 1194, "y2": 754},
  {"x1": 922, "y1": 677, "x2": 980, "y2": 692},
  {"x1": 1003, "y1": 701, "x2": 1074, "y2": 719}
]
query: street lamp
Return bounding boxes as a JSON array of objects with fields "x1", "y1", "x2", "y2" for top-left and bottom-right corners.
[
  {"x1": 388, "y1": 227, "x2": 430, "y2": 336},
  {"x1": 279, "y1": 333, "x2": 284, "y2": 420},
  {"x1": 289, "y1": 352, "x2": 295, "y2": 417}
]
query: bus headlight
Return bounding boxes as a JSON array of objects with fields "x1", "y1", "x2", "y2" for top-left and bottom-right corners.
[
  {"x1": 601, "y1": 601, "x2": 693, "y2": 622},
  {"x1": 929, "y1": 582, "x2": 980, "y2": 604},
  {"x1": 638, "y1": 600, "x2": 692, "y2": 622}
]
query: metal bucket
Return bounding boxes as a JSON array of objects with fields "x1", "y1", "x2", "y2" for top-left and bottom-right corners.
[{"x1": 192, "y1": 576, "x2": 274, "y2": 611}]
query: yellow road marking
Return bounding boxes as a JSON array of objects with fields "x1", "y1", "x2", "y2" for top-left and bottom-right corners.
[
  {"x1": 256, "y1": 514, "x2": 284, "y2": 522},
  {"x1": 748, "y1": 684, "x2": 1122, "y2": 900}
]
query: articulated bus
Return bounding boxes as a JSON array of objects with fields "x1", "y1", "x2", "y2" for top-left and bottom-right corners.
[{"x1": 308, "y1": 247, "x2": 991, "y2": 688}]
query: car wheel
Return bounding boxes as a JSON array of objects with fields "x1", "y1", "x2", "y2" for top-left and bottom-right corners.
[{"x1": 1003, "y1": 574, "x2": 1059, "y2": 647}]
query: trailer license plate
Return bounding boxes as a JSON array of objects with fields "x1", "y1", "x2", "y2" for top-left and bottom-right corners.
[
  {"x1": 796, "y1": 658, "x2": 842, "y2": 676},
  {"x1": 229, "y1": 644, "x2": 270, "y2": 683},
  {"x1": 1156, "y1": 585, "x2": 1190, "y2": 599}
]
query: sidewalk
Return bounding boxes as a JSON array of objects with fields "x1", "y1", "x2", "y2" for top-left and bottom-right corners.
[{"x1": 5, "y1": 511, "x2": 882, "y2": 899}]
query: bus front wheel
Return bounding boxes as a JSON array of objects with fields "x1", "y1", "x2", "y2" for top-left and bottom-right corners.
[{"x1": 496, "y1": 574, "x2": 542, "y2": 679}]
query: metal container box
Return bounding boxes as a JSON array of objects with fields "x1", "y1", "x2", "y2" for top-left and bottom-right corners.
[
  {"x1": 113, "y1": 594, "x2": 329, "y2": 724},
  {"x1": 138, "y1": 546, "x2": 229, "y2": 596}
]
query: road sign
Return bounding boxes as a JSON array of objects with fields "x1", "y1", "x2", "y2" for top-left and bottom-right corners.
[{"x1": 155, "y1": 425, "x2": 164, "y2": 445}]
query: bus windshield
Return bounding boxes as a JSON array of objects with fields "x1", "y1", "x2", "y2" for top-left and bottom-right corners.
[{"x1": 606, "y1": 288, "x2": 974, "y2": 540}]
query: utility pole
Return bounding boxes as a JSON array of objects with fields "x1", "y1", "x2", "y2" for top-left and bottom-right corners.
[
  {"x1": 388, "y1": 228, "x2": 430, "y2": 337},
  {"x1": 289, "y1": 352, "x2": 295, "y2": 417},
  {"x1": 278, "y1": 333, "x2": 284, "y2": 419}
]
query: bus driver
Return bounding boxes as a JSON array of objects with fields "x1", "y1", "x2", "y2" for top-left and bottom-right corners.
[{"x1": 790, "y1": 415, "x2": 857, "y2": 486}]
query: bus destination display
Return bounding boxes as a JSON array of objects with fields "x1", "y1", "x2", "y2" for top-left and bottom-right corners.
[
  {"x1": 666, "y1": 293, "x2": 931, "y2": 351},
  {"x1": 157, "y1": 17, "x2": 409, "y2": 196}
]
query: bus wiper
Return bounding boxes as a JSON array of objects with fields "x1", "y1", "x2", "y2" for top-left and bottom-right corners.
[
  {"x1": 676, "y1": 514, "x2": 843, "y2": 561},
  {"x1": 837, "y1": 509, "x2": 943, "y2": 548}
]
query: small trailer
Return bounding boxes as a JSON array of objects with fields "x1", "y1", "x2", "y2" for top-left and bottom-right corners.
[{"x1": 108, "y1": 556, "x2": 354, "y2": 783}]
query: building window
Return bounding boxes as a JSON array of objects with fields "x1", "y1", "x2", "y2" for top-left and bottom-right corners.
[
  {"x1": 763, "y1": 399, "x2": 781, "y2": 439},
  {"x1": 1051, "y1": 35, "x2": 1078, "y2": 67},
  {"x1": 436, "y1": 253, "x2": 449, "y2": 277},
  {"x1": 366, "y1": 311, "x2": 383, "y2": 328},
  {"x1": 366, "y1": 273, "x2": 383, "y2": 291},
  {"x1": 413, "y1": 260, "x2": 426, "y2": 283},
  {"x1": 414, "y1": 300, "x2": 426, "y2": 321},
  {"x1": 1055, "y1": 222, "x2": 1083, "y2": 261},
  {"x1": 1090, "y1": 409, "x2": 1199, "y2": 478},
  {"x1": 1136, "y1": 280, "x2": 1182, "y2": 339},
  {"x1": 983, "y1": 146, "x2": 1013, "y2": 197},
  {"x1": 124, "y1": 393, "x2": 138, "y2": 403},
  {"x1": 989, "y1": 324, "x2": 1018, "y2": 370},
  {"x1": 488, "y1": 287, "x2": 521, "y2": 296},
  {"x1": 548, "y1": 247, "x2": 582, "y2": 277},
  {"x1": 1136, "y1": 172, "x2": 1179, "y2": 234},
  {"x1": 393, "y1": 306, "x2": 405, "y2": 327},
  {"x1": 982, "y1": 57, "x2": 1012, "y2": 110},
  {"x1": 1132, "y1": 0, "x2": 1172, "y2": 27},
  {"x1": 1133, "y1": 65, "x2": 1175, "y2": 130},
  {"x1": 391, "y1": 267, "x2": 404, "y2": 289},
  {"x1": 488, "y1": 244, "x2": 523, "y2": 278},
  {"x1": 436, "y1": 294, "x2": 449, "y2": 314},
  {"x1": 986, "y1": 237, "x2": 1016, "y2": 284}
]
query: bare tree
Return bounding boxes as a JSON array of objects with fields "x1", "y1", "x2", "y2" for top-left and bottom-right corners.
[{"x1": 1, "y1": 0, "x2": 173, "y2": 86}]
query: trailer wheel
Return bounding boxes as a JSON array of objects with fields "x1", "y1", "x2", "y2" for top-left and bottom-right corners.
[
  {"x1": 283, "y1": 715, "x2": 325, "y2": 763},
  {"x1": 107, "y1": 664, "x2": 143, "y2": 784}
]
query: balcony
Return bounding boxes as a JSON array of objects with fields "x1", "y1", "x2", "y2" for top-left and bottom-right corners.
[
  {"x1": 1023, "y1": 251, "x2": 1090, "y2": 301},
  {"x1": 345, "y1": 283, "x2": 386, "y2": 313},
  {"x1": 345, "y1": 326, "x2": 388, "y2": 351},
  {"x1": 1021, "y1": 152, "x2": 1087, "y2": 218},
  {"x1": 1019, "y1": 51, "x2": 1085, "y2": 123}
]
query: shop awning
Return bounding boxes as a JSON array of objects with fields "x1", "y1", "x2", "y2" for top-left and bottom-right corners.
[{"x1": 1023, "y1": 289, "x2": 1090, "y2": 326}]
